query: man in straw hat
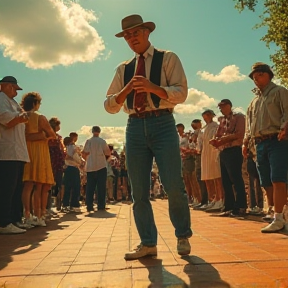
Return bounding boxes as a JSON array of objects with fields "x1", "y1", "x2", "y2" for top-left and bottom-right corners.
[
  {"x1": 243, "y1": 62, "x2": 288, "y2": 233},
  {"x1": 104, "y1": 14, "x2": 192, "y2": 260},
  {"x1": 0, "y1": 76, "x2": 30, "y2": 234}
]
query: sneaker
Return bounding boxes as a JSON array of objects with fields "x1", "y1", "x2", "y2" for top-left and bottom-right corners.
[
  {"x1": 192, "y1": 203, "x2": 204, "y2": 210},
  {"x1": 198, "y1": 203, "x2": 209, "y2": 211},
  {"x1": 61, "y1": 206, "x2": 70, "y2": 213},
  {"x1": 31, "y1": 217, "x2": 46, "y2": 227},
  {"x1": 124, "y1": 244, "x2": 157, "y2": 260},
  {"x1": 262, "y1": 206, "x2": 274, "y2": 222},
  {"x1": 189, "y1": 199, "x2": 199, "y2": 207},
  {"x1": 0, "y1": 223, "x2": 26, "y2": 234},
  {"x1": 14, "y1": 221, "x2": 34, "y2": 229},
  {"x1": 26, "y1": 214, "x2": 38, "y2": 226},
  {"x1": 70, "y1": 207, "x2": 81, "y2": 213},
  {"x1": 211, "y1": 210, "x2": 232, "y2": 217},
  {"x1": 205, "y1": 200, "x2": 224, "y2": 212},
  {"x1": 249, "y1": 206, "x2": 263, "y2": 215},
  {"x1": 177, "y1": 238, "x2": 191, "y2": 256},
  {"x1": 261, "y1": 218, "x2": 285, "y2": 233}
]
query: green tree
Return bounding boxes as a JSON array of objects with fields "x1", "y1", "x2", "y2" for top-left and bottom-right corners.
[{"x1": 234, "y1": 0, "x2": 288, "y2": 87}]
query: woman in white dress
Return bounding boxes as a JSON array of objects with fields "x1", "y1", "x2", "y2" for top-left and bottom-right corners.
[{"x1": 200, "y1": 109, "x2": 224, "y2": 211}]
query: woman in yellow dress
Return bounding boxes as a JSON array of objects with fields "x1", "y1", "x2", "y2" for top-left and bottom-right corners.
[{"x1": 21, "y1": 92, "x2": 56, "y2": 227}]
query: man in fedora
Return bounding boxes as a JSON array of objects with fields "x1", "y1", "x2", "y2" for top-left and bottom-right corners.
[
  {"x1": 104, "y1": 14, "x2": 192, "y2": 260},
  {"x1": 243, "y1": 62, "x2": 288, "y2": 233},
  {"x1": 0, "y1": 76, "x2": 30, "y2": 234}
]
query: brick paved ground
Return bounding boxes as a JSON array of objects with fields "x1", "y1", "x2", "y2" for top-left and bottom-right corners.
[{"x1": 0, "y1": 200, "x2": 288, "y2": 288}]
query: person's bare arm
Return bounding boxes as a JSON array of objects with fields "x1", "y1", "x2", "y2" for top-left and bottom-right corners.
[
  {"x1": 38, "y1": 115, "x2": 56, "y2": 140},
  {"x1": 5, "y1": 113, "x2": 28, "y2": 129}
]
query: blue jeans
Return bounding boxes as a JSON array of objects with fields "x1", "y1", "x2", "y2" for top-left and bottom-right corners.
[
  {"x1": 247, "y1": 156, "x2": 263, "y2": 208},
  {"x1": 256, "y1": 138, "x2": 288, "y2": 187},
  {"x1": 220, "y1": 146, "x2": 247, "y2": 212},
  {"x1": 126, "y1": 113, "x2": 192, "y2": 246},
  {"x1": 86, "y1": 168, "x2": 107, "y2": 210},
  {"x1": 63, "y1": 166, "x2": 80, "y2": 208}
]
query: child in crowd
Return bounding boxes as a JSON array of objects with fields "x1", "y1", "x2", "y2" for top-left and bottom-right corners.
[{"x1": 62, "y1": 133, "x2": 85, "y2": 212}]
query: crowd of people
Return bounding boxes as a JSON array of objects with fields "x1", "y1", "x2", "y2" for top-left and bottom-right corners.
[
  {"x1": 1, "y1": 14, "x2": 288, "y2": 264},
  {"x1": 176, "y1": 64, "x2": 288, "y2": 234},
  {"x1": 0, "y1": 77, "x2": 131, "y2": 234}
]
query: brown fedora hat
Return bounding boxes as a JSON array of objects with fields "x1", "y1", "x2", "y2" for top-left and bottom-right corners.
[{"x1": 115, "y1": 14, "x2": 155, "y2": 38}]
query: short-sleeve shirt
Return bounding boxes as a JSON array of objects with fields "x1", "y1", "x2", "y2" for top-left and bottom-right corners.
[
  {"x1": 0, "y1": 92, "x2": 29, "y2": 162},
  {"x1": 83, "y1": 136, "x2": 111, "y2": 172}
]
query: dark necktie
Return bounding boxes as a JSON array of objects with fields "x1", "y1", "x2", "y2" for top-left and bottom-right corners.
[{"x1": 134, "y1": 54, "x2": 147, "y2": 112}]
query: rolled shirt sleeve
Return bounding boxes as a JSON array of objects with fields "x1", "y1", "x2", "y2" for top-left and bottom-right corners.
[{"x1": 0, "y1": 97, "x2": 19, "y2": 125}]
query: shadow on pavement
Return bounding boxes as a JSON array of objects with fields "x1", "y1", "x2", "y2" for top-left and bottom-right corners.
[
  {"x1": 138, "y1": 258, "x2": 189, "y2": 287},
  {"x1": 0, "y1": 215, "x2": 69, "y2": 272},
  {"x1": 181, "y1": 255, "x2": 231, "y2": 288},
  {"x1": 85, "y1": 210, "x2": 117, "y2": 218}
]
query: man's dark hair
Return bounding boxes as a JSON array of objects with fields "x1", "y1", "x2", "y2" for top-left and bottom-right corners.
[
  {"x1": 63, "y1": 136, "x2": 72, "y2": 146},
  {"x1": 92, "y1": 126, "x2": 101, "y2": 133},
  {"x1": 191, "y1": 119, "x2": 201, "y2": 124},
  {"x1": 69, "y1": 132, "x2": 78, "y2": 138},
  {"x1": 176, "y1": 123, "x2": 185, "y2": 129}
]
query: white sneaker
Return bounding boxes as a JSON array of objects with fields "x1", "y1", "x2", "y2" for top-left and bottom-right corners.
[
  {"x1": 201, "y1": 201, "x2": 215, "y2": 211},
  {"x1": 189, "y1": 199, "x2": 199, "y2": 207},
  {"x1": 35, "y1": 217, "x2": 46, "y2": 227},
  {"x1": 70, "y1": 207, "x2": 81, "y2": 213},
  {"x1": 261, "y1": 218, "x2": 285, "y2": 233},
  {"x1": 14, "y1": 221, "x2": 34, "y2": 229},
  {"x1": 26, "y1": 214, "x2": 38, "y2": 226},
  {"x1": 206, "y1": 200, "x2": 224, "y2": 212},
  {"x1": 0, "y1": 223, "x2": 26, "y2": 234}
]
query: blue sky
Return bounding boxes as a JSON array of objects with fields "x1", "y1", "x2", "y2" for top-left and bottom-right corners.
[{"x1": 0, "y1": 0, "x2": 271, "y2": 146}]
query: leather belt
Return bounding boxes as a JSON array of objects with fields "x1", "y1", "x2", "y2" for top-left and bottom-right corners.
[
  {"x1": 254, "y1": 133, "x2": 278, "y2": 144},
  {"x1": 129, "y1": 108, "x2": 172, "y2": 119}
]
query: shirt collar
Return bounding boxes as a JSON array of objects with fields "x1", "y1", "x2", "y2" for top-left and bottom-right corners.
[
  {"x1": 252, "y1": 81, "x2": 276, "y2": 97},
  {"x1": 135, "y1": 44, "x2": 154, "y2": 59}
]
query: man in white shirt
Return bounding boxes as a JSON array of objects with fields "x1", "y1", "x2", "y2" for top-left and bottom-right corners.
[
  {"x1": 0, "y1": 76, "x2": 29, "y2": 234},
  {"x1": 104, "y1": 14, "x2": 192, "y2": 260},
  {"x1": 82, "y1": 126, "x2": 111, "y2": 212}
]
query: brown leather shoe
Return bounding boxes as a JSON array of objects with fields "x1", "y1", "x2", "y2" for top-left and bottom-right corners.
[{"x1": 124, "y1": 244, "x2": 157, "y2": 260}]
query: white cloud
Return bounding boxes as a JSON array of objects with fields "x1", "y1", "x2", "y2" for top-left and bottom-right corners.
[
  {"x1": 0, "y1": 0, "x2": 105, "y2": 69},
  {"x1": 197, "y1": 65, "x2": 246, "y2": 83},
  {"x1": 174, "y1": 88, "x2": 217, "y2": 115},
  {"x1": 77, "y1": 126, "x2": 126, "y2": 150}
]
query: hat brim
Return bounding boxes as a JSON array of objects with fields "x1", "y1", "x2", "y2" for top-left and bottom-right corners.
[
  {"x1": 249, "y1": 68, "x2": 274, "y2": 79},
  {"x1": 115, "y1": 21, "x2": 155, "y2": 38},
  {"x1": 0, "y1": 81, "x2": 22, "y2": 90}
]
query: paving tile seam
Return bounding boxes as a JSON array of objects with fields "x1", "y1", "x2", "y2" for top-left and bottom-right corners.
[
  {"x1": 26, "y1": 218, "x2": 94, "y2": 280},
  {"x1": 101, "y1": 205, "x2": 129, "y2": 275}
]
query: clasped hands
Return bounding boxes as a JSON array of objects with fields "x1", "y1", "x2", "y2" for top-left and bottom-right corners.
[{"x1": 128, "y1": 76, "x2": 156, "y2": 94}]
